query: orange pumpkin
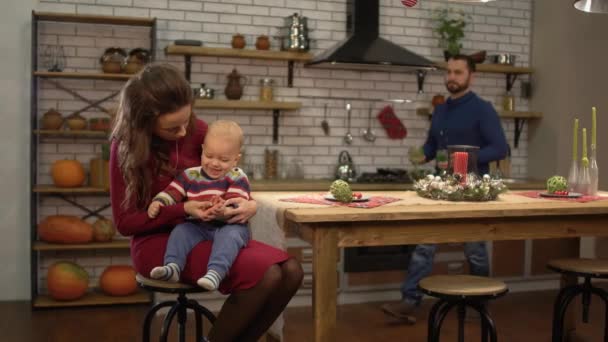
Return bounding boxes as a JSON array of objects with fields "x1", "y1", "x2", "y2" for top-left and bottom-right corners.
[
  {"x1": 99, "y1": 265, "x2": 138, "y2": 296},
  {"x1": 38, "y1": 215, "x2": 94, "y2": 244},
  {"x1": 47, "y1": 261, "x2": 89, "y2": 301},
  {"x1": 92, "y1": 218, "x2": 115, "y2": 242},
  {"x1": 51, "y1": 159, "x2": 85, "y2": 188}
]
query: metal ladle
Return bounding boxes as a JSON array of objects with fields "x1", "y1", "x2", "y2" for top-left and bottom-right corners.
[
  {"x1": 362, "y1": 105, "x2": 376, "y2": 142},
  {"x1": 344, "y1": 103, "x2": 353, "y2": 144}
]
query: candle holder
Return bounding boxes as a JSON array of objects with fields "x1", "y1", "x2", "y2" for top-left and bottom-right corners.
[{"x1": 447, "y1": 145, "x2": 479, "y2": 181}]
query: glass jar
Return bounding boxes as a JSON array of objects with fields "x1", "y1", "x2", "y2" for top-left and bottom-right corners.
[
  {"x1": 260, "y1": 78, "x2": 274, "y2": 101},
  {"x1": 502, "y1": 91, "x2": 514, "y2": 111},
  {"x1": 264, "y1": 149, "x2": 279, "y2": 179}
]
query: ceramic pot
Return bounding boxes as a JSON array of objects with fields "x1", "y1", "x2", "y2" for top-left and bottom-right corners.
[
  {"x1": 100, "y1": 47, "x2": 127, "y2": 73},
  {"x1": 224, "y1": 69, "x2": 247, "y2": 100},
  {"x1": 231, "y1": 34, "x2": 246, "y2": 49},
  {"x1": 66, "y1": 113, "x2": 87, "y2": 131},
  {"x1": 41, "y1": 108, "x2": 64, "y2": 130},
  {"x1": 255, "y1": 35, "x2": 270, "y2": 50}
]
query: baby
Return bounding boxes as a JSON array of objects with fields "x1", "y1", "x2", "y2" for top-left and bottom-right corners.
[{"x1": 147, "y1": 120, "x2": 251, "y2": 290}]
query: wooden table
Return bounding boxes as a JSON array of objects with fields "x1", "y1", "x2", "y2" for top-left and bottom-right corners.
[{"x1": 253, "y1": 191, "x2": 608, "y2": 342}]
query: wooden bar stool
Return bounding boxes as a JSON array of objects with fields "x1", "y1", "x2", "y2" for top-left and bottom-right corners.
[
  {"x1": 136, "y1": 274, "x2": 217, "y2": 342},
  {"x1": 547, "y1": 258, "x2": 608, "y2": 342},
  {"x1": 418, "y1": 275, "x2": 508, "y2": 342}
]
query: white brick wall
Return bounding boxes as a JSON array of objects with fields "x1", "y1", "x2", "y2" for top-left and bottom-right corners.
[{"x1": 34, "y1": 0, "x2": 534, "y2": 291}]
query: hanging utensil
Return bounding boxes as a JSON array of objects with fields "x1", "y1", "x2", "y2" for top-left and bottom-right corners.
[
  {"x1": 362, "y1": 105, "x2": 377, "y2": 142},
  {"x1": 321, "y1": 104, "x2": 330, "y2": 136},
  {"x1": 344, "y1": 103, "x2": 353, "y2": 144}
]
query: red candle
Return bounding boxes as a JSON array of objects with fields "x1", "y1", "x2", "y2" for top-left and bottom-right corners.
[{"x1": 453, "y1": 152, "x2": 468, "y2": 182}]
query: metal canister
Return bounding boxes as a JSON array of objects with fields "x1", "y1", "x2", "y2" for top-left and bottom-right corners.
[{"x1": 260, "y1": 78, "x2": 274, "y2": 101}]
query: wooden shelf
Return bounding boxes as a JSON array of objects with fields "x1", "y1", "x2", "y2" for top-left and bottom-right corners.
[
  {"x1": 33, "y1": 240, "x2": 130, "y2": 251},
  {"x1": 33, "y1": 11, "x2": 155, "y2": 27},
  {"x1": 33, "y1": 289, "x2": 150, "y2": 308},
  {"x1": 34, "y1": 71, "x2": 132, "y2": 80},
  {"x1": 166, "y1": 45, "x2": 313, "y2": 62},
  {"x1": 434, "y1": 62, "x2": 533, "y2": 74},
  {"x1": 34, "y1": 130, "x2": 109, "y2": 138},
  {"x1": 194, "y1": 99, "x2": 301, "y2": 110},
  {"x1": 33, "y1": 185, "x2": 109, "y2": 194},
  {"x1": 416, "y1": 107, "x2": 542, "y2": 119}
]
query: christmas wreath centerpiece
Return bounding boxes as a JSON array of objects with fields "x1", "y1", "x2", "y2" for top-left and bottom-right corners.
[{"x1": 413, "y1": 173, "x2": 507, "y2": 201}]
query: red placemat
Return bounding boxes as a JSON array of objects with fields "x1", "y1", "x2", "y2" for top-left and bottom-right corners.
[
  {"x1": 515, "y1": 191, "x2": 608, "y2": 203},
  {"x1": 280, "y1": 193, "x2": 401, "y2": 208}
]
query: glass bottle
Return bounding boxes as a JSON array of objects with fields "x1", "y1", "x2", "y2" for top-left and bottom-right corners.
[{"x1": 259, "y1": 78, "x2": 274, "y2": 101}]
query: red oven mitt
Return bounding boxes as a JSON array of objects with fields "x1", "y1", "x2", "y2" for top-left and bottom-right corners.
[{"x1": 377, "y1": 105, "x2": 407, "y2": 139}]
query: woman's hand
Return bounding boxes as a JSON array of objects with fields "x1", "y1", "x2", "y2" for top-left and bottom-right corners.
[
  {"x1": 223, "y1": 198, "x2": 257, "y2": 224},
  {"x1": 184, "y1": 200, "x2": 213, "y2": 219}
]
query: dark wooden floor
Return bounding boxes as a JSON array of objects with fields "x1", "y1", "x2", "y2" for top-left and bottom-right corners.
[{"x1": 0, "y1": 289, "x2": 604, "y2": 341}]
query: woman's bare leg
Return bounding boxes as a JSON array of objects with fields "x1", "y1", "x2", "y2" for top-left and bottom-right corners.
[
  {"x1": 207, "y1": 259, "x2": 303, "y2": 342},
  {"x1": 236, "y1": 259, "x2": 303, "y2": 341}
]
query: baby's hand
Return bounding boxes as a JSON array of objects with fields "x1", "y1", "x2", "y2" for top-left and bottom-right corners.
[{"x1": 147, "y1": 201, "x2": 164, "y2": 218}]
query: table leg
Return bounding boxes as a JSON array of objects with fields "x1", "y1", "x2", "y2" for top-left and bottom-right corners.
[{"x1": 312, "y1": 227, "x2": 338, "y2": 342}]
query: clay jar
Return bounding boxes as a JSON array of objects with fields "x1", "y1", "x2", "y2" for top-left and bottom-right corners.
[
  {"x1": 255, "y1": 35, "x2": 270, "y2": 50},
  {"x1": 41, "y1": 108, "x2": 64, "y2": 130},
  {"x1": 66, "y1": 113, "x2": 87, "y2": 131},
  {"x1": 224, "y1": 68, "x2": 247, "y2": 100},
  {"x1": 231, "y1": 34, "x2": 246, "y2": 49}
]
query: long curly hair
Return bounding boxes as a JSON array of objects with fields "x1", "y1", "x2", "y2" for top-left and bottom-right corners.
[{"x1": 111, "y1": 64, "x2": 194, "y2": 209}]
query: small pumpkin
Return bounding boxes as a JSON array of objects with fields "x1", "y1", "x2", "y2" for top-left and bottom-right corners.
[
  {"x1": 51, "y1": 159, "x2": 85, "y2": 188},
  {"x1": 99, "y1": 265, "x2": 138, "y2": 296},
  {"x1": 47, "y1": 261, "x2": 89, "y2": 301},
  {"x1": 38, "y1": 215, "x2": 94, "y2": 244},
  {"x1": 92, "y1": 218, "x2": 115, "y2": 242}
]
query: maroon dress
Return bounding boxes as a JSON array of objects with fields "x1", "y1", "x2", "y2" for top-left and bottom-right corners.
[{"x1": 110, "y1": 119, "x2": 289, "y2": 294}]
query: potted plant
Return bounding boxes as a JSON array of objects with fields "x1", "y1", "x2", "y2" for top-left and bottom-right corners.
[{"x1": 432, "y1": 7, "x2": 470, "y2": 60}]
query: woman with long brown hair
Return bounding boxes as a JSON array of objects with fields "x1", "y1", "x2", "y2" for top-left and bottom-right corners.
[{"x1": 110, "y1": 64, "x2": 303, "y2": 341}]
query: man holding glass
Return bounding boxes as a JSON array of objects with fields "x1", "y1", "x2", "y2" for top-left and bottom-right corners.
[{"x1": 381, "y1": 54, "x2": 509, "y2": 323}]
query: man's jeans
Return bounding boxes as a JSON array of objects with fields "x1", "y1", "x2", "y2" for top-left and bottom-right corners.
[{"x1": 400, "y1": 242, "x2": 489, "y2": 304}]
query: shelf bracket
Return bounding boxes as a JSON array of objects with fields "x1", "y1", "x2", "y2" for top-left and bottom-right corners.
[
  {"x1": 53, "y1": 194, "x2": 110, "y2": 220},
  {"x1": 287, "y1": 60, "x2": 295, "y2": 88},
  {"x1": 506, "y1": 73, "x2": 519, "y2": 93},
  {"x1": 513, "y1": 118, "x2": 526, "y2": 148},
  {"x1": 272, "y1": 109, "x2": 280, "y2": 144},
  {"x1": 184, "y1": 55, "x2": 192, "y2": 82},
  {"x1": 416, "y1": 69, "x2": 427, "y2": 94}
]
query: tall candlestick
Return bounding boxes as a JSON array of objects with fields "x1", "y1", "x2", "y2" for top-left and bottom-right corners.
[
  {"x1": 592, "y1": 107, "x2": 597, "y2": 147},
  {"x1": 573, "y1": 118, "x2": 579, "y2": 162},
  {"x1": 582, "y1": 128, "x2": 588, "y2": 167}
]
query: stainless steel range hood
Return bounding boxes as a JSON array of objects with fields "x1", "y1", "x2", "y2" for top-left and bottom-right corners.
[{"x1": 307, "y1": 0, "x2": 436, "y2": 73}]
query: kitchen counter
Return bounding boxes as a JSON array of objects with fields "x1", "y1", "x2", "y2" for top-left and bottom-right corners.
[{"x1": 250, "y1": 178, "x2": 545, "y2": 192}]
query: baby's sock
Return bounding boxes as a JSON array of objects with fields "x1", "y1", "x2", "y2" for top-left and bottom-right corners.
[
  {"x1": 197, "y1": 269, "x2": 222, "y2": 291},
  {"x1": 150, "y1": 263, "x2": 180, "y2": 282}
]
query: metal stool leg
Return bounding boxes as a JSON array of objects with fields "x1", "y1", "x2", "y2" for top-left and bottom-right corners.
[
  {"x1": 475, "y1": 302, "x2": 497, "y2": 342},
  {"x1": 457, "y1": 302, "x2": 466, "y2": 342},
  {"x1": 434, "y1": 301, "x2": 457, "y2": 342},
  {"x1": 159, "y1": 303, "x2": 180, "y2": 342},
  {"x1": 552, "y1": 286, "x2": 583, "y2": 342},
  {"x1": 142, "y1": 301, "x2": 175, "y2": 342},
  {"x1": 427, "y1": 300, "x2": 446, "y2": 342}
]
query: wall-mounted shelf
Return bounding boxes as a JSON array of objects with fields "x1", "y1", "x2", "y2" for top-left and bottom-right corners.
[
  {"x1": 34, "y1": 130, "x2": 109, "y2": 139},
  {"x1": 33, "y1": 185, "x2": 109, "y2": 194},
  {"x1": 33, "y1": 290, "x2": 150, "y2": 308},
  {"x1": 33, "y1": 240, "x2": 130, "y2": 251},
  {"x1": 165, "y1": 44, "x2": 312, "y2": 87},
  {"x1": 194, "y1": 99, "x2": 301, "y2": 110},
  {"x1": 416, "y1": 107, "x2": 542, "y2": 148},
  {"x1": 33, "y1": 11, "x2": 155, "y2": 26},
  {"x1": 434, "y1": 62, "x2": 533, "y2": 92},
  {"x1": 194, "y1": 99, "x2": 301, "y2": 144},
  {"x1": 33, "y1": 71, "x2": 132, "y2": 80}
]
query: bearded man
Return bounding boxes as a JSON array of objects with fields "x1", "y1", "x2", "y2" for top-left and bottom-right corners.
[{"x1": 381, "y1": 54, "x2": 509, "y2": 324}]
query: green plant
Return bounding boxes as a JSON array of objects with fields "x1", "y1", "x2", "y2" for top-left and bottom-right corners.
[{"x1": 432, "y1": 7, "x2": 470, "y2": 56}]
